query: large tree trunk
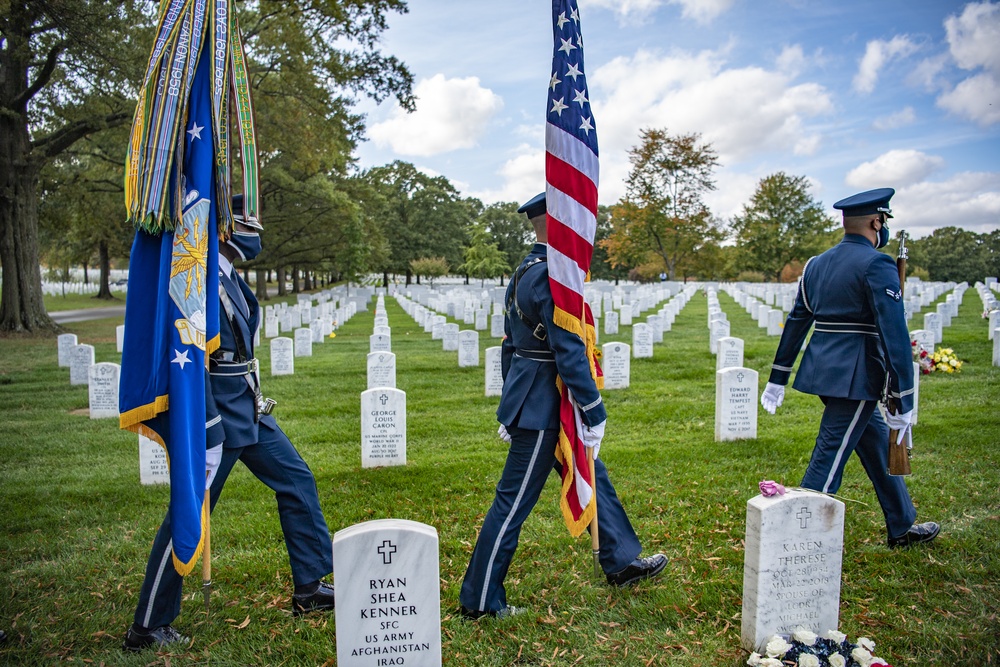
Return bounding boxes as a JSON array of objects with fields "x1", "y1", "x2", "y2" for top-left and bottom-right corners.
[
  {"x1": 276, "y1": 266, "x2": 286, "y2": 296},
  {"x1": 0, "y1": 123, "x2": 57, "y2": 333},
  {"x1": 95, "y1": 240, "x2": 113, "y2": 299},
  {"x1": 83, "y1": 261, "x2": 89, "y2": 284},
  {"x1": 255, "y1": 269, "x2": 267, "y2": 301}
]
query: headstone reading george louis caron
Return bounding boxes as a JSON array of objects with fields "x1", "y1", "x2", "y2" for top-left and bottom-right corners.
[
  {"x1": 742, "y1": 489, "x2": 844, "y2": 652},
  {"x1": 334, "y1": 519, "x2": 442, "y2": 667},
  {"x1": 361, "y1": 388, "x2": 406, "y2": 468}
]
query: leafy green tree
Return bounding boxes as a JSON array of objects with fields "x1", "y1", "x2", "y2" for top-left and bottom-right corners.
[
  {"x1": 602, "y1": 129, "x2": 719, "y2": 280},
  {"x1": 908, "y1": 227, "x2": 993, "y2": 284},
  {"x1": 476, "y1": 201, "x2": 529, "y2": 277},
  {"x1": 460, "y1": 225, "x2": 509, "y2": 286},
  {"x1": 1, "y1": 1, "x2": 149, "y2": 332},
  {"x1": 362, "y1": 161, "x2": 470, "y2": 285},
  {"x1": 730, "y1": 172, "x2": 836, "y2": 282},
  {"x1": 409, "y1": 257, "x2": 449, "y2": 287},
  {"x1": 590, "y1": 205, "x2": 628, "y2": 283}
]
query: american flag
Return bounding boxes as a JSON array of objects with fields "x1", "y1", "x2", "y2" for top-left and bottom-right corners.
[{"x1": 546, "y1": 0, "x2": 604, "y2": 537}]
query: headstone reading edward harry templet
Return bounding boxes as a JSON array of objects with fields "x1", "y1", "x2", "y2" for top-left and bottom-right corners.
[
  {"x1": 88, "y1": 362, "x2": 121, "y2": 419},
  {"x1": 361, "y1": 388, "x2": 406, "y2": 468},
  {"x1": 715, "y1": 367, "x2": 758, "y2": 441},
  {"x1": 333, "y1": 519, "x2": 442, "y2": 667},
  {"x1": 742, "y1": 490, "x2": 844, "y2": 652}
]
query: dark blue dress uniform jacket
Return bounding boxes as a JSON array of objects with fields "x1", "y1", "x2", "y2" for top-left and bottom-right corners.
[
  {"x1": 210, "y1": 269, "x2": 278, "y2": 447},
  {"x1": 768, "y1": 234, "x2": 914, "y2": 412},
  {"x1": 496, "y1": 244, "x2": 606, "y2": 429}
]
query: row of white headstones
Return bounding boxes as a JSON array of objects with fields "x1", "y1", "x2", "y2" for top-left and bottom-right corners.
[{"x1": 54, "y1": 278, "x2": 996, "y2": 663}]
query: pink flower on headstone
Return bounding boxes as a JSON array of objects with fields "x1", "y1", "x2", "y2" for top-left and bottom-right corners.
[{"x1": 759, "y1": 480, "x2": 786, "y2": 497}]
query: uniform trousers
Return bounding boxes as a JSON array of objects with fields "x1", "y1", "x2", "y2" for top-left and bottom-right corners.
[
  {"x1": 459, "y1": 426, "x2": 642, "y2": 614},
  {"x1": 133, "y1": 422, "x2": 333, "y2": 629},
  {"x1": 802, "y1": 397, "x2": 916, "y2": 539}
]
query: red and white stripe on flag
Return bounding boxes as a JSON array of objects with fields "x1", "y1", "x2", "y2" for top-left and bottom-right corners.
[{"x1": 546, "y1": 0, "x2": 603, "y2": 538}]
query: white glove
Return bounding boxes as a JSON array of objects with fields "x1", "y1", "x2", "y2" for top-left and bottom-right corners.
[
  {"x1": 581, "y1": 419, "x2": 605, "y2": 459},
  {"x1": 885, "y1": 409, "x2": 913, "y2": 445},
  {"x1": 205, "y1": 444, "x2": 223, "y2": 490},
  {"x1": 761, "y1": 382, "x2": 785, "y2": 414},
  {"x1": 497, "y1": 424, "x2": 512, "y2": 443}
]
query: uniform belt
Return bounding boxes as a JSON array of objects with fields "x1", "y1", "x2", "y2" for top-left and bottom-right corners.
[
  {"x1": 514, "y1": 348, "x2": 554, "y2": 361},
  {"x1": 814, "y1": 321, "x2": 878, "y2": 335},
  {"x1": 209, "y1": 358, "x2": 259, "y2": 376}
]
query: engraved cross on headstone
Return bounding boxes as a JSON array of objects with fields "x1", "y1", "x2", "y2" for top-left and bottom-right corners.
[
  {"x1": 380, "y1": 393, "x2": 389, "y2": 406},
  {"x1": 737, "y1": 372, "x2": 745, "y2": 383},
  {"x1": 797, "y1": 507, "x2": 812, "y2": 529},
  {"x1": 377, "y1": 539, "x2": 397, "y2": 564}
]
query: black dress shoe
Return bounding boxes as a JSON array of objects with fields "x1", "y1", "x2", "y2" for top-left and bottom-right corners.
[
  {"x1": 888, "y1": 521, "x2": 940, "y2": 548},
  {"x1": 458, "y1": 604, "x2": 522, "y2": 620},
  {"x1": 292, "y1": 581, "x2": 336, "y2": 616},
  {"x1": 122, "y1": 624, "x2": 189, "y2": 652},
  {"x1": 606, "y1": 553, "x2": 668, "y2": 587}
]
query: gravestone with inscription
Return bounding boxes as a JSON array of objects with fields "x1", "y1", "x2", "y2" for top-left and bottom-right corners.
[
  {"x1": 632, "y1": 323, "x2": 653, "y2": 358},
  {"x1": 88, "y1": 362, "x2": 121, "y2": 419},
  {"x1": 442, "y1": 323, "x2": 459, "y2": 351},
  {"x1": 70, "y1": 344, "x2": 95, "y2": 386},
  {"x1": 715, "y1": 367, "x2": 758, "y2": 441},
  {"x1": 333, "y1": 519, "x2": 442, "y2": 667},
  {"x1": 491, "y1": 313, "x2": 505, "y2": 338},
  {"x1": 604, "y1": 310, "x2": 619, "y2": 335},
  {"x1": 361, "y1": 388, "x2": 406, "y2": 468},
  {"x1": 371, "y1": 333, "x2": 392, "y2": 354},
  {"x1": 457, "y1": 330, "x2": 479, "y2": 368},
  {"x1": 485, "y1": 346, "x2": 503, "y2": 397},
  {"x1": 602, "y1": 342, "x2": 630, "y2": 390},
  {"x1": 139, "y1": 434, "x2": 170, "y2": 486},
  {"x1": 910, "y1": 329, "x2": 934, "y2": 355},
  {"x1": 294, "y1": 328, "x2": 313, "y2": 357},
  {"x1": 265, "y1": 316, "x2": 279, "y2": 338},
  {"x1": 57, "y1": 333, "x2": 78, "y2": 367},
  {"x1": 716, "y1": 337, "x2": 745, "y2": 371},
  {"x1": 271, "y1": 337, "x2": 294, "y2": 376},
  {"x1": 367, "y1": 352, "x2": 397, "y2": 390},
  {"x1": 741, "y1": 490, "x2": 844, "y2": 652}
]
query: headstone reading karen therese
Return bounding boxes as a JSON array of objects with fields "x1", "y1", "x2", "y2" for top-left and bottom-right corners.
[
  {"x1": 361, "y1": 388, "x2": 406, "y2": 468},
  {"x1": 742, "y1": 490, "x2": 844, "y2": 652},
  {"x1": 271, "y1": 337, "x2": 294, "y2": 376},
  {"x1": 88, "y1": 362, "x2": 121, "y2": 419},
  {"x1": 139, "y1": 434, "x2": 170, "y2": 486},
  {"x1": 333, "y1": 519, "x2": 442, "y2": 667},
  {"x1": 715, "y1": 367, "x2": 758, "y2": 441}
]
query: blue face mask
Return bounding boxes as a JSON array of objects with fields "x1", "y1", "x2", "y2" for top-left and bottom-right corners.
[
  {"x1": 226, "y1": 231, "x2": 262, "y2": 261},
  {"x1": 875, "y1": 222, "x2": 890, "y2": 249}
]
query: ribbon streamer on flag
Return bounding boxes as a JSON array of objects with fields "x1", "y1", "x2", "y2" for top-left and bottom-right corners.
[
  {"x1": 119, "y1": 0, "x2": 257, "y2": 576},
  {"x1": 545, "y1": 0, "x2": 604, "y2": 537}
]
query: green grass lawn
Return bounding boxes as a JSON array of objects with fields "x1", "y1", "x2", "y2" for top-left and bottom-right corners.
[{"x1": 1, "y1": 287, "x2": 998, "y2": 666}]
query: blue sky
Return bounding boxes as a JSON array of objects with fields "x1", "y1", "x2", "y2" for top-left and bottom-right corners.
[{"x1": 353, "y1": 0, "x2": 1000, "y2": 238}]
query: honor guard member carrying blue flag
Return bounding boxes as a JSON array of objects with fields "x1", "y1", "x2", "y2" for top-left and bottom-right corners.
[
  {"x1": 458, "y1": 194, "x2": 667, "y2": 619},
  {"x1": 760, "y1": 188, "x2": 940, "y2": 550},
  {"x1": 123, "y1": 193, "x2": 338, "y2": 652}
]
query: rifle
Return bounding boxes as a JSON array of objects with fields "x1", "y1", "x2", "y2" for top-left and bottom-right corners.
[{"x1": 887, "y1": 230, "x2": 911, "y2": 476}]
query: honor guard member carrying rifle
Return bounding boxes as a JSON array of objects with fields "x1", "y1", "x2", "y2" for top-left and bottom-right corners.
[
  {"x1": 458, "y1": 193, "x2": 666, "y2": 620},
  {"x1": 760, "y1": 188, "x2": 940, "y2": 550},
  {"x1": 124, "y1": 195, "x2": 337, "y2": 652}
]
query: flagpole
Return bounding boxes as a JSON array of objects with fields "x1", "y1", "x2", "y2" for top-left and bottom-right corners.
[
  {"x1": 202, "y1": 512, "x2": 212, "y2": 614},
  {"x1": 588, "y1": 447, "x2": 600, "y2": 578}
]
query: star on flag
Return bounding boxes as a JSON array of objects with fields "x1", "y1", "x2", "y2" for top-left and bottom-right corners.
[{"x1": 171, "y1": 348, "x2": 191, "y2": 370}]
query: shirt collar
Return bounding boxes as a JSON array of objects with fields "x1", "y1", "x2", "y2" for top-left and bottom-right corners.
[{"x1": 219, "y1": 253, "x2": 235, "y2": 277}]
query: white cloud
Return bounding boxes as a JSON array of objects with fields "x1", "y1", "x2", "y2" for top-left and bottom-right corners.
[
  {"x1": 936, "y1": 2, "x2": 1000, "y2": 126},
  {"x1": 845, "y1": 150, "x2": 946, "y2": 189},
  {"x1": 895, "y1": 171, "x2": 1000, "y2": 237},
  {"x1": 944, "y1": 1, "x2": 1000, "y2": 73},
  {"x1": 367, "y1": 74, "x2": 503, "y2": 156},
  {"x1": 589, "y1": 47, "x2": 832, "y2": 189},
  {"x1": 775, "y1": 45, "x2": 806, "y2": 77},
  {"x1": 872, "y1": 106, "x2": 917, "y2": 131},
  {"x1": 465, "y1": 145, "x2": 545, "y2": 205},
  {"x1": 937, "y1": 72, "x2": 1000, "y2": 126},
  {"x1": 853, "y1": 36, "x2": 920, "y2": 94},
  {"x1": 584, "y1": 0, "x2": 734, "y2": 23}
]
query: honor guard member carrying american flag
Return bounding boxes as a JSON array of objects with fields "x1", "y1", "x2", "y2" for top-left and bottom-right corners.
[
  {"x1": 760, "y1": 188, "x2": 940, "y2": 550},
  {"x1": 457, "y1": 193, "x2": 667, "y2": 619}
]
